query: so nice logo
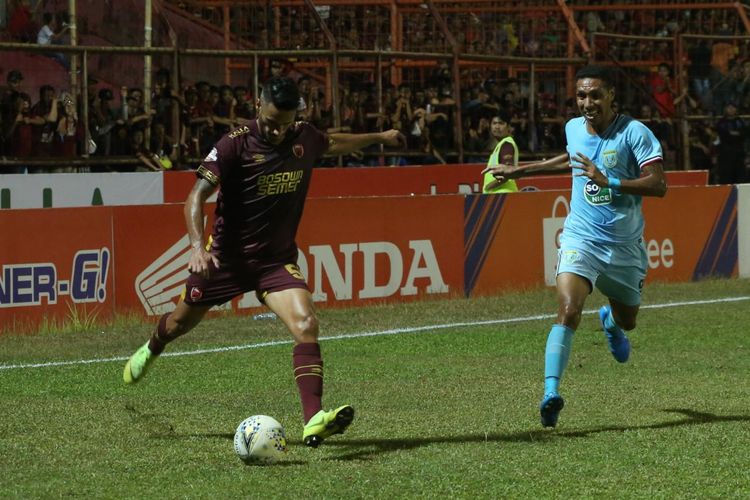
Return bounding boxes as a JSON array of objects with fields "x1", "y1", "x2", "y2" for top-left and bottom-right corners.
[
  {"x1": 135, "y1": 236, "x2": 448, "y2": 316},
  {"x1": 0, "y1": 248, "x2": 110, "y2": 308}
]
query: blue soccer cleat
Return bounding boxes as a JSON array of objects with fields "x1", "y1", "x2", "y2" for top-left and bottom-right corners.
[
  {"x1": 539, "y1": 392, "x2": 565, "y2": 428},
  {"x1": 599, "y1": 306, "x2": 630, "y2": 363}
]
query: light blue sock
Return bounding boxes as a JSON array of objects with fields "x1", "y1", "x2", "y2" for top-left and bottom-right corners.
[{"x1": 544, "y1": 324, "x2": 575, "y2": 395}]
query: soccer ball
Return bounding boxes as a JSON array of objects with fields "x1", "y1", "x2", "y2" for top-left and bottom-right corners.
[{"x1": 233, "y1": 415, "x2": 288, "y2": 464}]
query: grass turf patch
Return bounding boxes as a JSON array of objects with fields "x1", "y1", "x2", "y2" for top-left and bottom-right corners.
[{"x1": 1, "y1": 278, "x2": 749, "y2": 497}]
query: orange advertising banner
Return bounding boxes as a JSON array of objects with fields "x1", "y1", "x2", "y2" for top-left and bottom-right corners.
[
  {"x1": 295, "y1": 196, "x2": 464, "y2": 306},
  {"x1": 0, "y1": 185, "x2": 736, "y2": 332},
  {"x1": 642, "y1": 185, "x2": 737, "y2": 281},
  {"x1": 111, "y1": 204, "x2": 195, "y2": 316},
  {"x1": 0, "y1": 207, "x2": 114, "y2": 330},
  {"x1": 163, "y1": 167, "x2": 709, "y2": 202},
  {"x1": 112, "y1": 195, "x2": 464, "y2": 319},
  {"x1": 464, "y1": 185, "x2": 737, "y2": 297}
]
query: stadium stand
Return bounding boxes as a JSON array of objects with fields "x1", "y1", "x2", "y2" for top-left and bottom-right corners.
[{"x1": 0, "y1": 0, "x2": 748, "y2": 182}]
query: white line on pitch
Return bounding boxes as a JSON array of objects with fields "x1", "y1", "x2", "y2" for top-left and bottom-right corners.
[{"x1": 1, "y1": 295, "x2": 748, "y2": 371}]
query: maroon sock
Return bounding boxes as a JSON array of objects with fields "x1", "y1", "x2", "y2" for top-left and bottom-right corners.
[
  {"x1": 293, "y1": 342, "x2": 324, "y2": 423},
  {"x1": 147, "y1": 313, "x2": 171, "y2": 355}
]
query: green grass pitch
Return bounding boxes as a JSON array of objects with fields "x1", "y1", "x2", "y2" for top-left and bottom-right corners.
[{"x1": 1, "y1": 278, "x2": 749, "y2": 498}]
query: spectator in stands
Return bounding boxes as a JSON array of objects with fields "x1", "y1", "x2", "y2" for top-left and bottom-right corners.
[
  {"x1": 192, "y1": 81, "x2": 216, "y2": 155},
  {"x1": 89, "y1": 87, "x2": 121, "y2": 157},
  {"x1": 336, "y1": 85, "x2": 357, "y2": 133},
  {"x1": 152, "y1": 68, "x2": 178, "y2": 136},
  {"x1": 648, "y1": 63, "x2": 677, "y2": 119},
  {"x1": 539, "y1": 102, "x2": 564, "y2": 153},
  {"x1": 56, "y1": 92, "x2": 81, "y2": 169},
  {"x1": 37, "y1": 11, "x2": 70, "y2": 70},
  {"x1": 233, "y1": 86, "x2": 254, "y2": 122},
  {"x1": 299, "y1": 82, "x2": 325, "y2": 129},
  {"x1": 268, "y1": 58, "x2": 301, "y2": 81},
  {"x1": 130, "y1": 127, "x2": 161, "y2": 172},
  {"x1": 639, "y1": 104, "x2": 672, "y2": 150},
  {"x1": 715, "y1": 102, "x2": 748, "y2": 185},
  {"x1": 712, "y1": 65, "x2": 740, "y2": 116},
  {"x1": 711, "y1": 30, "x2": 736, "y2": 76},
  {"x1": 1, "y1": 70, "x2": 25, "y2": 156},
  {"x1": 500, "y1": 78, "x2": 526, "y2": 118},
  {"x1": 389, "y1": 84, "x2": 414, "y2": 144},
  {"x1": 3, "y1": 92, "x2": 41, "y2": 172},
  {"x1": 429, "y1": 61, "x2": 453, "y2": 92},
  {"x1": 8, "y1": 0, "x2": 44, "y2": 43},
  {"x1": 212, "y1": 85, "x2": 236, "y2": 137},
  {"x1": 464, "y1": 115, "x2": 492, "y2": 162},
  {"x1": 179, "y1": 86, "x2": 202, "y2": 158},
  {"x1": 124, "y1": 87, "x2": 156, "y2": 131},
  {"x1": 30, "y1": 85, "x2": 59, "y2": 160},
  {"x1": 7, "y1": 0, "x2": 40, "y2": 43},
  {"x1": 126, "y1": 87, "x2": 145, "y2": 114},
  {"x1": 688, "y1": 121, "x2": 715, "y2": 173},
  {"x1": 1, "y1": 70, "x2": 24, "y2": 115},
  {"x1": 688, "y1": 40, "x2": 713, "y2": 104},
  {"x1": 463, "y1": 86, "x2": 499, "y2": 127},
  {"x1": 149, "y1": 118, "x2": 179, "y2": 170}
]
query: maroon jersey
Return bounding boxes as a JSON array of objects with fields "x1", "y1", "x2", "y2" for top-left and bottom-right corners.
[{"x1": 197, "y1": 120, "x2": 328, "y2": 263}]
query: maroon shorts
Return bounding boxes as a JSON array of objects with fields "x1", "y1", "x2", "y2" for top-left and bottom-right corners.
[{"x1": 183, "y1": 260, "x2": 308, "y2": 307}]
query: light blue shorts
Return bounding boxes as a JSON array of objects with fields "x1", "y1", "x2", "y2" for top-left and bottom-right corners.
[{"x1": 556, "y1": 233, "x2": 647, "y2": 306}]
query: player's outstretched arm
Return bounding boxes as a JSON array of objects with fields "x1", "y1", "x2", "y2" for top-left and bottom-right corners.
[
  {"x1": 571, "y1": 153, "x2": 667, "y2": 198},
  {"x1": 327, "y1": 129, "x2": 406, "y2": 156},
  {"x1": 184, "y1": 178, "x2": 219, "y2": 278},
  {"x1": 482, "y1": 152, "x2": 569, "y2": 184}
]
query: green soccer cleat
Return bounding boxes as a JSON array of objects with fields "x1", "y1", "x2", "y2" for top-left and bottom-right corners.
[
  {"x1": 302, "y1": 405, "x2": 355, "y2": 448},
  {"x1": 123, "y1": 341, "x2": 157, "y2": 384}
]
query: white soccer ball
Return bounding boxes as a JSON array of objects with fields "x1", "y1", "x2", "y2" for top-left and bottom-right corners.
[{"x1": 233, "y1": 415, "x2": 287, "y2": 464}]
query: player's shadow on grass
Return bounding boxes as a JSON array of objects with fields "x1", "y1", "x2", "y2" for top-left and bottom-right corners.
[{"x1": 321, "y1": 409, "x2": 750, "y2": 461}]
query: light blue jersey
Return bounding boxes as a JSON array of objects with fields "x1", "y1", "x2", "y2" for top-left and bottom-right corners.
[{"x1": 564, "y1": 115, "x2": 662, "y2": 245}]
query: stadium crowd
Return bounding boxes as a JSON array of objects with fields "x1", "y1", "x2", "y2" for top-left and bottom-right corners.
[{"x1": 1, "y1": 1, "x2": 749, "y2": 183}]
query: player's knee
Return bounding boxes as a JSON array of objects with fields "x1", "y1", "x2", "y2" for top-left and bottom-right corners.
[
  {"x1": 557, "y1": 302, "x2": 582, "y2": 329},
  {"x1": 291, "y1": 313, "x2": 319, "y2": 341}
]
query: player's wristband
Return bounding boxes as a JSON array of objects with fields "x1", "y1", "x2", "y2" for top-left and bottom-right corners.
[{"x1": 607, "y1": 177, "x2": 621, "y2": 192}]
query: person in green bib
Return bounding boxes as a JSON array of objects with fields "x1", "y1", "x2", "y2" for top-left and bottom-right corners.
[{"x1": 482, "y1": 112, "x2": 519, "y2": 193}]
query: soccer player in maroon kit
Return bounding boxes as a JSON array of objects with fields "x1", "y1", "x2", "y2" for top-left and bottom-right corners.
[{"x1": 124, "y1": 76, "x2": 406, "y2": 447}]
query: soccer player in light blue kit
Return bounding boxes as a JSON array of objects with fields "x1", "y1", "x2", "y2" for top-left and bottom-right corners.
[{"x1": 482, "y1": 65, "x2": 667, "y2": 427}]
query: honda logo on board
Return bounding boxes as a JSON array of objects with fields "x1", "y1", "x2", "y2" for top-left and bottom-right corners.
[{"x1": 135, "y1": 236, "x2": 449, "y2": 315}]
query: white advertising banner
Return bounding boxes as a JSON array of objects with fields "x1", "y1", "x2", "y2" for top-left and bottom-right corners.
[
  {"x1": 0, "y1": 172, "x2": 164, "y2": 209},
  {"x1": 738, "y1": 184, "x2": 750, "y2": 278},
  {"x1": 542, "y1": 195, "x2": 570, "y2": 286}
]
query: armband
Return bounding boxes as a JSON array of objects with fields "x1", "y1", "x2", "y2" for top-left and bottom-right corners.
[
  {"x1": 607, "y1": 176, "x2": 621, "y2": 192},
  {"x1": 196, "y1": 165, "x2": 219, "y2": 186}
]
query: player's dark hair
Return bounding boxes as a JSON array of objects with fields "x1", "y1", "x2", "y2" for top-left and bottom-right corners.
[
  {"x1": 575, "y1": 65, "x2": 615, "y2": 89},
  {"x1": 260, "y1": 76, "x2": 300, "y2": 111}
]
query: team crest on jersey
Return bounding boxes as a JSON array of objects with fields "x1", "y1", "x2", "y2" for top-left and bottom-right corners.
[
  {"x1": 561, "y1": 250, "x2": 581, "y2": 266},
  {"x1": 190, "y1": 286, "x2": 203, "y2": 301},
  {"x1": 583, "y1": 179, "x2": 613, "y2": 205},
  {"x1": 293, "y1": 144, "x2": 304, "y2": 158},
  {"x1": 603, "y1": 150, "x2": 617, "y2": 169},
  {"x1": 203, "y1": 148, "x2": 218, "y2": 162}
]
